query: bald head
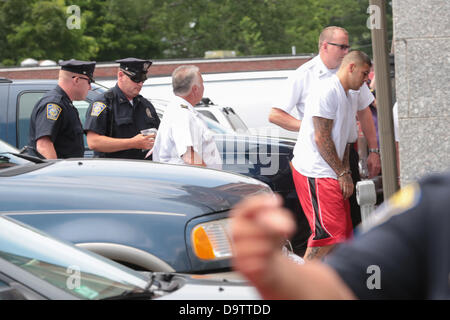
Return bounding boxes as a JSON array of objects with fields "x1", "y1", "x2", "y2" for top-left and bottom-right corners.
[{"x1": 57, "y1": 70, "x2": 91, "y2": 101}]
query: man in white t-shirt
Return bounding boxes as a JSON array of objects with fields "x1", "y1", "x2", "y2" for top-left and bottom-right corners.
[
  {"x1": 269, "y1": 27, "x2": 379, "y2": 248},
  {"x1": 269, "y1": 27, "x2": 379, "y2": 178},
  {"x1": 153, "y1": 65, "x2": 222, "y2": 169},
  {"x1": 291, "y1": 51, "x2": 372, "y2": 260}
]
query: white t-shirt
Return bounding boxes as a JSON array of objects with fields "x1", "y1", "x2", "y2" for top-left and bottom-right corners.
[
  {"x1": 276, "y1": 54, "x2": 373, "y2": 128},
  {"x1": 292, "y1": 75, "x2": 368, "y2": 179},
  {"x1": 153, "y1": 96, "x2": 222, "y2": 169}
]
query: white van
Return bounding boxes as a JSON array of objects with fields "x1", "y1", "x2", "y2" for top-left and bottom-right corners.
[{"x1": 99, "y1": 70, "x2": 300, "y2": 140}]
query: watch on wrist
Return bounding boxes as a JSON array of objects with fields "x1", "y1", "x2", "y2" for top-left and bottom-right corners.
[{"x1": 369, "y1": 148, "x2": 380, "y2": 154}]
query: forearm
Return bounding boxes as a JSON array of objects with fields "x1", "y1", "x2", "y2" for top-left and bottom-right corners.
[
  {"x1": 268, "y1": 108, "x2": 301, "y2": 132},
  {"x1": 87, "y1": 131, "x2": 135, "y2": 153},
  {"x1": 313, "y1": 118, "x2": 346, "y2": 175},
  {"x1": 256, "y1": 255, "x2": 355, "y2": 300},
  {"x1": 36, "y1": 136, "x2": 57, "y2": 159},
  {"x1": 342, "y1": 144, "x2": 351, "y2": 171},
  {"x1": 357, "y1": 108, "x2": 378, "y2": 149},
  {"x1": 182, "y1": 147, "x2": 206, "y2": 167}
]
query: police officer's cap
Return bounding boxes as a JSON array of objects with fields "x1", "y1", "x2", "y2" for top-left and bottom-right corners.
[
  {"x1": 60, "y1": 59, "x2": 96, "y2": 82},
  {"x1": 116, "y1": 58, "x2": 152, "y2": 83}
]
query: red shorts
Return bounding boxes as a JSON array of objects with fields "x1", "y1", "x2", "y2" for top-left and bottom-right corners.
[{"x1": 291, "y1": 166, "x2": 353, "y2": 247}]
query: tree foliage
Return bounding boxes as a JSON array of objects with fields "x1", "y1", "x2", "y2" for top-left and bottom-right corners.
[{"x1": 0, "y1": 0, "x2": 393, "y2": 66}]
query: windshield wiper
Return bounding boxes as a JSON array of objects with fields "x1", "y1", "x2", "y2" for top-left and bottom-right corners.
[
  {"x1": 8, "y1": 152, "x2": 47, "y2": 164},
  {"x1": 102, "y1": 273, "x2": 179, "y2": 300},
  {"x1": 102, "y1": 273, "x2": 159, "y2": 300}
]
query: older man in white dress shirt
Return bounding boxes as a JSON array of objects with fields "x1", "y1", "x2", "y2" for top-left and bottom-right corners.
[{"x1": 153, "y1": 65, "x2": 222, "y2": 169}]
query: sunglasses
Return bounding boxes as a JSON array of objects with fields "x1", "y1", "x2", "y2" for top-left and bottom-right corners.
[
  {"x1": 122, "y1": 70, "x2": 148, "y2": 83},
  {"x1": 327, "y1": 42, "x2": 351, "y2": 50},
  {"x1": 72, "y1": 76, "x2": 93, "y2": 84}
]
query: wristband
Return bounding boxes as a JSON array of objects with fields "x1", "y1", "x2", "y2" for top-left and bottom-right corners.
[{"x1": 369, "y1": 148, "x2": 380, "y2": 154}]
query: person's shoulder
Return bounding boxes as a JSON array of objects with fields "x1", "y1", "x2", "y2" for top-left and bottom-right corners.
[
  {"x1": 35, "y1": 91, "x2": 65, "y2": 114},
  {"x1": 40, "y1": 87, "x2": 64, "y2": 104},
  {"x1": 135, "y1": 95, "x2": 156, "y2": 108},
  {"x1": 291, "y1": 57, "x2": 318, "y2": 78},
  {"x1": 361, "y1": 172, "x2": 450, "y2": 233},
  {"x1": 313, "y1": 75, "x2": 339, "y2": 97}
]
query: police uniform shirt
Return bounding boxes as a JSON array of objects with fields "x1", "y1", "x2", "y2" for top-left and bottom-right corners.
[
  {"x1": 29, "y1": 85, "x2": 84, "y2": 158},
  {"x1": 153, "y1": 96, "x2": 222, "y2": 169},
  {"x1": 325, "y1": 172, "x2": 450, "y2": 299},
  {"x1": 84, "y1": 84, "x2": 160, "y2": 159}
]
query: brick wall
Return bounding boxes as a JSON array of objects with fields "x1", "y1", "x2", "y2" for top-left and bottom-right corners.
[{"x1": 0, "y1": 55, "x2": 312, "y2": 80}]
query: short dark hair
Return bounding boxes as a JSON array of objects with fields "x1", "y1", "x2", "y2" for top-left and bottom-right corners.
[
  {"x1": 318, "y1": 26, "x2": 348, "y2": 51},
  {"x1": 341, "y1": 50, "x2": 372, "y2": 68}
]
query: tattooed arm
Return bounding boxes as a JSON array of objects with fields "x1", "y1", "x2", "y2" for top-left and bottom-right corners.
[{"x1": 313, "y1": 116, "x2": 353, "y2": 199}]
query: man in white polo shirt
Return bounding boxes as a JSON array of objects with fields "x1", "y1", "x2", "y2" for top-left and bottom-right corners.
[
  {"x1": 292, "y1": 51, "x2": 372, "y2": 260},
  {"x1": 153, "y1": 65, "x2": 222, "y2": 169}
]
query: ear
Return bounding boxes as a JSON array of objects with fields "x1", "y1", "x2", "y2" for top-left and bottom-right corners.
[{"x1": 349, "y1": 63, "x2": 356, "y2": 73}]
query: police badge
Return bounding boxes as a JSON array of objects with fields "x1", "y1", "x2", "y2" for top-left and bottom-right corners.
[
  {"x1": 146, "y1": 108, "x2": 153, "y2": 118},
  {"x1": 91, "y1": 102, "x2": 107, "y2": 117},
  {"x1": 46, "y1": 104, "x2": 62, "y2": 121}
]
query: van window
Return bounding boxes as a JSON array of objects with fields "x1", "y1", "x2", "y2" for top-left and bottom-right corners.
[
  {"x1": 17, "y1": 92, "x2": 45, "y2": 148},
  {"x1": 17, "y1": 93, "x2": 92, "y2": 150},
  {"x1": 73, "y1": 100, "x2": 90, "y2": 125}
]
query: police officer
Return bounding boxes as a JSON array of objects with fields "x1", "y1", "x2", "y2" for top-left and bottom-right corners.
[
  {"x1": 28, "y1": 59, "x2": 96, "y2": 159},
  {"x1": 231, "y1": 171, "x2": 450, "y2": 299},
  {"x1": 84, "y1": 58, "x2": 160, "y2": 159}
]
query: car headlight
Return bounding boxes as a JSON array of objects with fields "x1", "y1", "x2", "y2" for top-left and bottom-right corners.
[{"x1": 191, "y1": 218, "x2": 232, "y2": 260}]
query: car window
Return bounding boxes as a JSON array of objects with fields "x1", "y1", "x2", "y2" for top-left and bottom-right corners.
[
  {"x1": 17, "y1": 91, "x2": 46, "y2": 149},
  {"x1": 0, "y1": 217, "x2": 149, "y2": 300}
]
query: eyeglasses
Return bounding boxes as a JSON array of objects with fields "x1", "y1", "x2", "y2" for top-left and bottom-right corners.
[
  {"x1": 327, "y1": 42, "x2": 351, "y2": 50},
  {"x1": 72, "y1": 76, "x2": 92, "y2": 85}
]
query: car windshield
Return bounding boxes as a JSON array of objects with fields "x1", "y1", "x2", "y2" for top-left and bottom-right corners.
[
  {"x1": 0, "y1": 140, "x2": 30, "y2": 168},
  {"x1": 224, "y1": 108, "x2": 249, "y2": 133},
  {"x1": 0, "y1": 216, "x2": 149, "y2": 300}
]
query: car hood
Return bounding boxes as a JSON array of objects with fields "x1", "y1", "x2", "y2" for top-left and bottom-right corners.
[
  {"x1": 0, "y1": 159, "x2": 271, "y2": 215},
  {"x1": 152, "y1": 272, "x2": 261, "y2": 300}
]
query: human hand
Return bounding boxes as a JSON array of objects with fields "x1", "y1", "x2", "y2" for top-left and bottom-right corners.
[
  {"x1": 132, "y1": 133, "x2": 155, "y2": 150},
  {"x1": 367, "y1": 152, "x2": 381, "y2": 178},
  {"x1": 338, "y1": 174, "x2": 354, "y2": 199},
  {"x1": 230, "y1": 194, "x2": 296, "y2": 286}
]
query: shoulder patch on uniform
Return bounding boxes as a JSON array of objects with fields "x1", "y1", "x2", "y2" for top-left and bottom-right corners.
[
  {"x1": 91, "y1": 102, "x2": 107, "y2": 117},
  {"x1": 46, "y1": 104, "x2": 62, "y2": 121},
  {"x1": 180, "y1": 104, "x2": 189, "y2": 109},
  {"x1": 359, "y1": 182, "x2": 421, "y2": 233}
]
